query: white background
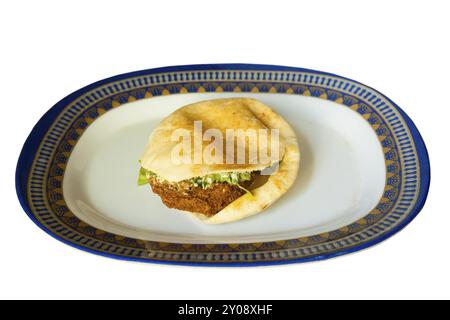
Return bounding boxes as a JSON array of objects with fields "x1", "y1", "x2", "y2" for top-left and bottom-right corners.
[{"x1": 1, "y1": 0, "x2": 448, "y2": 300}]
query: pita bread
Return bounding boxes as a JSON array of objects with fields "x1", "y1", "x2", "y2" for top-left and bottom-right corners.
[{"x1": 140, "y1": 98, "x2": 300, "y2": 224}]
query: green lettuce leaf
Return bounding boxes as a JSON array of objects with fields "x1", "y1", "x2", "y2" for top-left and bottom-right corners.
[
  {"x1": 137, "y1": 167, "x2": 150, "y2": 186},
  {"x1": 138, "y1": 165, "x2": 253, "y2": 194}
]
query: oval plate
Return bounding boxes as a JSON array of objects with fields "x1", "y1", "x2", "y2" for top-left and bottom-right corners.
[{"x1": 16, "y1": 64, "x2": 430, "y2": 266}]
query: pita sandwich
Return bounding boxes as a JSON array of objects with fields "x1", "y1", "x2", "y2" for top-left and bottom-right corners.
[{"x1": 138, "y1": 98, "x2": 300, "y2": 224}]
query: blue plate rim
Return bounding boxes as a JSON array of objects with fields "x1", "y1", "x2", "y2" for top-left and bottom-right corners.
[{"x1": 15, "y1": 63, "x2": 430, "y2": 266}]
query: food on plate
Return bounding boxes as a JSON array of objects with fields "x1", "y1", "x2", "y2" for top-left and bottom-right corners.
[{"x1": 138, "y1": 98, "x2": 300, "y2": 224}]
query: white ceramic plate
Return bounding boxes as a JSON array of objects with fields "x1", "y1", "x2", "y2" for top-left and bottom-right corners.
[{"x1": 16, "y1": 64, "x2": 430, "y2": 265}]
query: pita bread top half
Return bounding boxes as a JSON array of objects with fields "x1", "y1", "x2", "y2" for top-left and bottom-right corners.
[{"x1": 140, "y1": 98, "x2": 300, "y2": 224}]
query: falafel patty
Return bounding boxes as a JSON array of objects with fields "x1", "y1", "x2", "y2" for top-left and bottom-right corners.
[{"x1": 148, "y1": 174, "x2": 256, "y2": 216}]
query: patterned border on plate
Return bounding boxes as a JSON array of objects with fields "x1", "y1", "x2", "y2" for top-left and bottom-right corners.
[{"x1": 19, "y1": 65, "x2": 427, "y2": 265}]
